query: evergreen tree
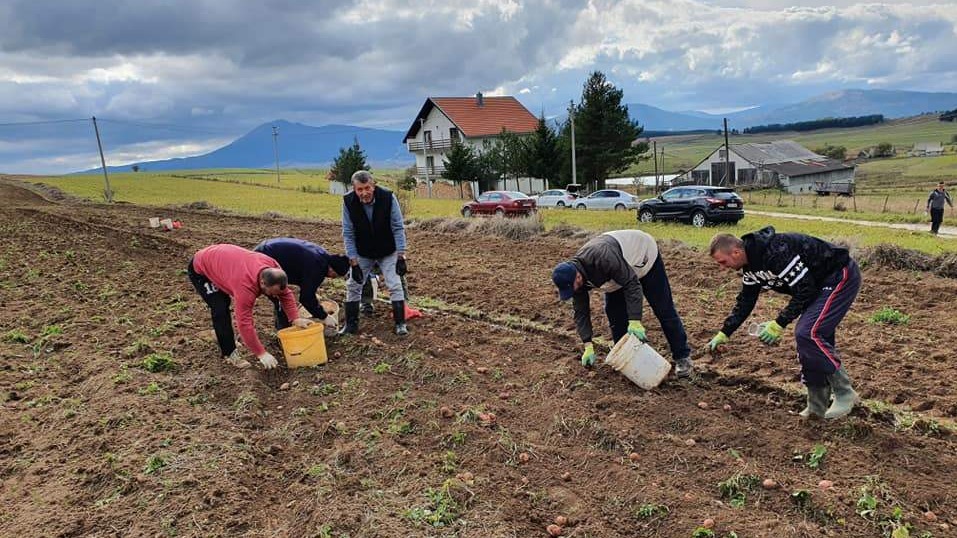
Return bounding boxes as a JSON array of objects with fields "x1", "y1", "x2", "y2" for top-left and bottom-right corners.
[
  {"x1": 330, "y1": 138, "x2": 369, "y2": 186},
  {"x1": 526, "y1": 116, "x2": 561, "y2": 185},
  {"x1": 441, "y1": 142, "x2": 482, "y2": 198},
  {"x1": 564, "y1": 71, "x2": 647, "y2": 190}
]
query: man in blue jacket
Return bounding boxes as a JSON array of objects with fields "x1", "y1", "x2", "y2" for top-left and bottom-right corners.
[
  {"x1": 707, "y1": 227, "x2": 861, "y2": 420},
  {"x1": 254, "y1": 238, "x2": 351, "y2": 330},
  {"x1": 341, "y1": 170, "x2": 409, "y2": 336}
]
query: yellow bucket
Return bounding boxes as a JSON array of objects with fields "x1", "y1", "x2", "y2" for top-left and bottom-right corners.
[{"x1": 277, "y1": 324, "x2": 328, "y2": 368}]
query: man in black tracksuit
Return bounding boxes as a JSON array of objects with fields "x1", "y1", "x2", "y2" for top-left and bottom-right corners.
[
  {"x1": 707, "y1": 226, "x2": 861, "y2": 420},
  {"x1": 253, "y1": 238, "x2": 351, "y2": 330}
]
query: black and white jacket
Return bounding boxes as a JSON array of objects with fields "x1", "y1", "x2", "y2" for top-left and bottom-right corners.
[{"x1": 720, "y1": 226, "x2": 850, "y2": 336}]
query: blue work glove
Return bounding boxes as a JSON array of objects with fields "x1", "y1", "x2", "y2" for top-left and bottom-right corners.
[
  {"x1": 350, "y1": 265, "x2": 363, "y2": 284},
  {"x1": 627, "y1": 320, "x2": 647, "y2": 341},
  {"x1": 581, "y1": 343, "x2": 596, "y2": 367},
  {"x1": 708, "y1": 331, "x2": 729, "y2": 352},
  {"x1": 758, "y1": 320, "x2": 783, "y2": 345}
]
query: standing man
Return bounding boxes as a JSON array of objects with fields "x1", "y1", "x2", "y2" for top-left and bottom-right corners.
[
  {"x1": 551, "y1": 229, "x2": 693, "y2": 377},
  {"x1": 187, "y1": 244, "x2": 313, "y2": 369},
  {"x1": 340, "y1": 170, "x2": 409, "y2": 336},
  {"x1": 707, "y1": 227, "x2": 861, "y2": 420},
  {"x1": 926, "y1": 182, "x2": 953, "y2": 235},
  {"x1": 253, "y1": 237, "x2": 351, "y2": 329}
]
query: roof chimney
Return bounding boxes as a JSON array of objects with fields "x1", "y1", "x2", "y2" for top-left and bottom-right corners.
[{"x1": 476, "y1": 92, "x2": 484, "y2": 107}]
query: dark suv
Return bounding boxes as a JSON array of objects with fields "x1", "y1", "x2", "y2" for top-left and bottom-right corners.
[{"x1": 637, "y1": 186, "x2": 744, "y2": 227}]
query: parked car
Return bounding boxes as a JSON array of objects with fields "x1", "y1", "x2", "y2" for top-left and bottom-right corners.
[
  {"x1": 574, "y1": 189, "x2": 640, "y2": 211},
  {"x1": 534, "y1": 189, "x2": 578, "y2": 208},
  {"x1": 637, "y1": 185, "x2": 744, "y2": 227},
  {"x1": 462, "y1": 191, "x2": 537, "y2": 217}
]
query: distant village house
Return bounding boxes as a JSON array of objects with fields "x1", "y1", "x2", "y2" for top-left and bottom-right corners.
[
  {"x1": 404, "y1": 93, "x2": 542, "y2": 198},
  {"x1": 910, "y1": 141, "x2": 943, "y2": 157},
  {"x1": 674, "y1": 140, "x2": 856, "y2": 195}
]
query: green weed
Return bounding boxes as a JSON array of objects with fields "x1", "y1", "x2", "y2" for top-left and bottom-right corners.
[
  {"x1": 373, "y1": 362, "x2": 392, "y2": 374},
  {"x1": 144, "y1": 454, "x2": 167, "y2": 475},
  {"x1": 635, "y1": 503, "x2": 669, "y2": 519},
  {"x1": 2, "y1": 329, "x2": 29, "y2": 343},
  {"x1": 142, "y1": 352, "x2": 176, "y2": 372},
  {"x1": 717, "y1": 473, "x2": 760, "y2": 508},
  {"x1": 869, "y1": 307, "x2": 911, "y2": 325}
]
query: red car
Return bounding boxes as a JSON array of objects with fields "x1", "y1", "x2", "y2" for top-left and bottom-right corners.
[{"x1": 461, "y1": 191, "x2": 537, "y2": 217}]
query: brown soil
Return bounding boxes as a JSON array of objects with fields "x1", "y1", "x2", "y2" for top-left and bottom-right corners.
[{"x1": 2, "y1": 179, "x2": 956, "y2": 537}]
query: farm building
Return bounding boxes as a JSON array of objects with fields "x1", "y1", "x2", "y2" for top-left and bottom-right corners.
[
  {"x1": 910, "y1": 141, "x2": 943, "y2": 157},
  {"x1": 674, "y1": 140, "x2": 856, "y2": 195},
  {"x1": 404, "y1": 93, "x2": 543, "y2": 197}
]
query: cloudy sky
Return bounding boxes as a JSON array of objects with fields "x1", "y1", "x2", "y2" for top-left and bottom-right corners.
[{"x1": 1, "y1": 0, "x2": 955, "y2": 173}]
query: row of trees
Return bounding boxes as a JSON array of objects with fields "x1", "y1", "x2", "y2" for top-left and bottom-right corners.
[
  {"x1": 743, "y1": 114, "x2": 884, "y2": 134},
  {"x1": 329, "y1": 71, "x2": 649, "y2": 193}
]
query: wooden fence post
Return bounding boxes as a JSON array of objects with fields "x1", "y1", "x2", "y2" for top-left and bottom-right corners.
[{"x1": 882, "y1": 195, "x2": 889, "y2": 213}]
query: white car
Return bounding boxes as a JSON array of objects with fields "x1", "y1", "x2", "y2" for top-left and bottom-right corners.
[
  {"x1": 534, "y1": 189, "x2": 578, "y2": 208},
  {"x1": 574, "y1": 189, "x2": 641, "y2": 211}
]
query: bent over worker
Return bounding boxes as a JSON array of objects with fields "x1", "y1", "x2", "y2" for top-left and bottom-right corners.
[
  {"x1": 551, "y1": 229, "x2": 693, "y2": 377},
  {"x1": 707, "y1": 226, "x2": 861, "y2": 419},
  {"x1": 187, "y1": 244, "x2": 313, "y2": 369},
  {"x1": 254, "y1": 237, "x2": 350, "y2": 330}
]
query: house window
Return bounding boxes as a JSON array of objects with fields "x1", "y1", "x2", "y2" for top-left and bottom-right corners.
[
  {"x1": 426, "y1": 156, "x2": 435, "y2": 173},
  {"x1": 423, "y1": 130, "x2": 432, "y2": 147},
  {"x1": 691, "y1": 170, "x2": 710, "y2": 183},
  {"x1": 737, "y1": 168, "x2": 756, "y2": 184},
  {"x1": 449, "y1": 128, "x2": 460, "y2": 142},
  {"x1": 718, "y1": 149, "x2": 727, "y2": 159}
]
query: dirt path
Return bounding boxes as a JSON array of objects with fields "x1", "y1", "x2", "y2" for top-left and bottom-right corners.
[
  {"x1": 2, "y1": 180, "x2": 956, "y2": 537},
  {"x1": 749, "y1": 209, "x2": 957, "y2": 237}
]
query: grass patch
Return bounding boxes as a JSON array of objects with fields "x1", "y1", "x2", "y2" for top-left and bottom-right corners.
[{"x1": 869, "y1": 307, "x2": 911, "y2": 325}]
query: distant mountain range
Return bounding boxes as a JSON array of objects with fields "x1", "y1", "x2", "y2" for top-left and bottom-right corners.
[
  {"x1": 85, "y1": 89, "x2": 957, "y2": 173},
  {"x1": 627, "y1": 89, "x2": 957, "y2": 132},
  {"x1": 88, "y1": 120, "x2": 411, "y2": 173}
]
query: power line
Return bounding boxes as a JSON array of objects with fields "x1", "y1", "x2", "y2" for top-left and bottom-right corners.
[{"x1": 0, "y1": 118, "x2": 89, "y2": 128}]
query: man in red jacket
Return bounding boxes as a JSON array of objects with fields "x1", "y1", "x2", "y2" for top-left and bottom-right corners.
[{"x1": 187, "y1": 244, "x2": 313, "y2": 369}]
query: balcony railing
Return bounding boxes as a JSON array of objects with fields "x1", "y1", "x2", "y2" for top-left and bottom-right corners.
[
  {"x1": 416, "y1": 166, "x2": 446, "y2": 177},
  {"x1": 408, "y1": 138, "x2": 456, "y2": 152}
]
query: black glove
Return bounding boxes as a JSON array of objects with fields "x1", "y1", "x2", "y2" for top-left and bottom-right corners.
[
  {"x1": 396, "y1": 257, "x2": 407, "y2": 277},
  {"x1": 351, "y1": 265, "x2": 363, "y2": 284}
]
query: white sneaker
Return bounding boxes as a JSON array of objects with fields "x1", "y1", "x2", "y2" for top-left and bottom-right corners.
[{"x1": 224, "y1": 350, "x2": 251, "y2": 369}]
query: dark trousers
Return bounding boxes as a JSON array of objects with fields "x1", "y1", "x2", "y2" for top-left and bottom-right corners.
[
  {"x1": 793, "y1": 260, "x2": 861, "y2": 387},
  {"x1": 268, "y1": 298, "x2": 292, "y2": 331},
  {"x1": 603, "y1": 254, "x2": 691, "y2": 361},
  {"x1": 930, "y1": 207, "x2": 944, "y2": 234},
  {"x1": 187, "y1": 259, "x2": 236, "y2": 357}
]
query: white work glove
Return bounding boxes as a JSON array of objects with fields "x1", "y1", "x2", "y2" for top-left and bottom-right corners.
[
  {"x1": 291, "y1": 317, "x2": 313, "y2": 329},
  {"x1": 258, "y1": 352, "x2": 278, "y2": 369},
  {"x1": 322, "y1": 316, "x2": 338, "y2": 328}
]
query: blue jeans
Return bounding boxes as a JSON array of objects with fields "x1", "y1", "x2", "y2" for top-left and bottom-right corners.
[
  {"x1": 346, "y1": 253, "x2": 404, "y2": 302},
  {"x1": 603, "y1": 254, "x2": 690, "y2": 361}
]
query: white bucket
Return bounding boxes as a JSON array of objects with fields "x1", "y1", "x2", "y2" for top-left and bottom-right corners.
[
  {"x1": 148, "y1": 217, "x2": 160, "y2": 228},
  {"x1": 160, "y1": 218, "x2": 174, "y2": 230},
  {"x1": 604, "y1": 334, "x2": 672, "y2": 390}
]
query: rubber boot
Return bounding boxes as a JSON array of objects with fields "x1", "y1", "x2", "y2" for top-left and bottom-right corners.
[
  {"x1": 674, "y1": 356, "x2": 693, "y2": 378},
  {"x1": 392, "y1": 300, "x2": 408, "y2": 336},
  {"x1": 799, "y1": 384, "x2": 831, "y2": 419},
  {"x1": 338, "y1": 301, "x2": 359, "y2": 336},
  {"x1": 824, "y1": 367, "x2": 859, "y2": 419}
]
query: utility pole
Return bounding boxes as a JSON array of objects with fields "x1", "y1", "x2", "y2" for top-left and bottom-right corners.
[
  {"x1": 723, "y1": 117, "x2": 730, "y2": 186},
  {"x1": 420, "y1": 117, "x2": 431, "y2": 198},
  {"x1": 91, "y1": 116, "x2": 113, "y2": 203},
  {"x1": 272, "y1": 125, "x2": 281, "y2": 183},
  {"x1": 660, "y1": 145, "x2": 665, "y2": 190},
  {"x1": 569, "y1": 100, "x2": 577, "y2": 189},
  {"x1": 653, "y1": 140, "x2": 659, "y2": 194}
]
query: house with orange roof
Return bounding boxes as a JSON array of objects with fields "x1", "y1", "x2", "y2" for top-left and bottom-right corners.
[{"x1": 404, "y1": 93, "x2": 542, "y2": 196}]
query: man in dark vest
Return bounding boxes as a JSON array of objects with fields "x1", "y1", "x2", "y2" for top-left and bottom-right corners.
[{"x1": 340, "y1": 170, "x2": 409, "y2": 336}]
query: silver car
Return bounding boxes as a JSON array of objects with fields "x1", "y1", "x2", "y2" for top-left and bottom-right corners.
[
  {"x1": 534, "y1": 189, "x2": 577, "y2": 208},
  {"x1": 573, "y1": 189, "x2": 640, "y2": 211}
]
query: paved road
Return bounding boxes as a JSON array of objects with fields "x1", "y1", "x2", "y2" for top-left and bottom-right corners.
[{"x1": 748, "y1": 210, "x2": 957, "y2": 238}]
